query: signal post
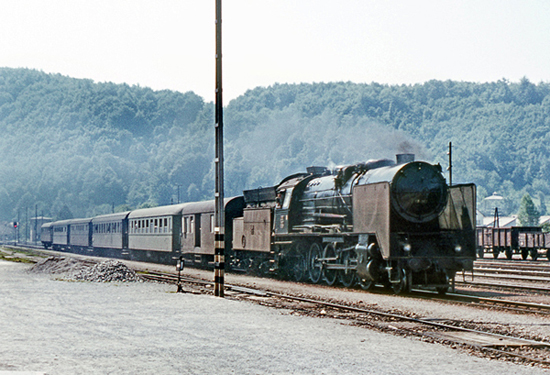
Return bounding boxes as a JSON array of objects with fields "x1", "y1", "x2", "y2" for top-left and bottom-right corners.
[{"x1": 214, "y1": 0, "x2": 225, "y2": 297}]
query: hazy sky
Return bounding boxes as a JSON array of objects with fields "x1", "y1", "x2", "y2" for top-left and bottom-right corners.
[{"x1": 1, "y1": 0, "x2": 549, "y2": 102}]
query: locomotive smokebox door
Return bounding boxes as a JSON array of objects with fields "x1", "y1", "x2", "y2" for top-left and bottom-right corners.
[{"x1": 352, "y1": 182, "x2": 391, "y2": 258}]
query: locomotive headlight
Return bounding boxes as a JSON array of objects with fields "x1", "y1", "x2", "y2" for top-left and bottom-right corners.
[
  {"x1": 454, "y1": 245, "x2": 462, "y2": 253},
  {"x1": 403, "y1": 244, "x2": 412, "y2": 252}
]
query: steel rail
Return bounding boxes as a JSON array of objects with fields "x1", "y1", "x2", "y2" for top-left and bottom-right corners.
[{"x1": 141, "y1": 271, "x2": 550, "y2": 366}]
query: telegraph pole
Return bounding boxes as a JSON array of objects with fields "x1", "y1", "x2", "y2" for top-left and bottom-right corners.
[
  {"x1": 214, "y1": 0, "x2": 225, "y2": 297},
  {"x1": 447, "y1": 141, "x2": 452, "y2": 186},
  {"x1": 35, "y1": 205, "x2": 38, "y2": 243}
]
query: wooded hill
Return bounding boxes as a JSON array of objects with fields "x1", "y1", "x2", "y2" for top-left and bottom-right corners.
[{"x1": 1, "y1": 67, "x2": 549, "y2": 222}]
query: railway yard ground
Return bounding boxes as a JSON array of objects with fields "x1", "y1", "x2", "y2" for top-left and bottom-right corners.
[{"x1": 1, "y1": 246, "x2": 550, "y2": 374}]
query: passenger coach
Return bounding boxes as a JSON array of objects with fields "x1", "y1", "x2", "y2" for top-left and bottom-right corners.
[
  {"x1": 40, "y1": 222, "x2": 53, "y2": 249},
  {"x1": 42, "y1": 197, "x2": 245, "y2": 265},
  {"x1": 92, "y1": 212, "x2": 130, "y2": 258},
  {"x1": 128, "y1": 204, "x2": 184, "y2": 263}
]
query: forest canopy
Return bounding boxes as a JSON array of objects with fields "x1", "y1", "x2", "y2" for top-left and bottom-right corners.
[{"x1": 1, "y1": 68, "x2": 549, "y2": 224}]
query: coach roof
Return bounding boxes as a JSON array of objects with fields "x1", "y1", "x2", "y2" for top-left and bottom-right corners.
[{"x1": 92, "y1": 211, "x2": 131, "y2": 224}]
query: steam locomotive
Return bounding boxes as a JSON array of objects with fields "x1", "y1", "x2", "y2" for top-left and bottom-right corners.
[
  {"x1": 233, "y1": 154, "x2": 476, "y2": 294},
  {"x1": 42, "y1": 154, "x2": 476, "y2": 294}
]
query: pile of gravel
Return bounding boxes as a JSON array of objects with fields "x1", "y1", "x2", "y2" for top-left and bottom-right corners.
[
  {"x1": 72, "y1": 260, "x2": 142, "y2": 282},
  {"x1": 30, "y1": 256, "x2": 94, "y2": 275},
  {"x1": 30, "y1": 257, "x2": 142, "y2": 282}
]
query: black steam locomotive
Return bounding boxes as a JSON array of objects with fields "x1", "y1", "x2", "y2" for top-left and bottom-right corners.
[
  {"x1": 42, "y1": 154, "x2": 476, "y2": 294},
  {"x1": 233, "y1": 154, "x2": 476, "y2": 294}
]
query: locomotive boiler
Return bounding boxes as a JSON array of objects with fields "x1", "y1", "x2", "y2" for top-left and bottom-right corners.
[{"x1": 232, "y1": 154, "x2": 476, "y2": 294}]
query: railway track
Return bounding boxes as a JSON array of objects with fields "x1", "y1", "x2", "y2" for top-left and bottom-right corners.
[
  {"x1": 455, "y1": 259, "x2": 550, "y2": 292},
  {"x1": 3, "y1": 244, "x2": 550, "y2": 367},
  {"x1": 4, "y1": 243, "x2": 550, "y2": 294},
  {"x1": 141, "y1": 270, "x2": 550, "y2": 316},
  {"x1": 141, "y1": 270, "x2": 550, "y2": 367}
]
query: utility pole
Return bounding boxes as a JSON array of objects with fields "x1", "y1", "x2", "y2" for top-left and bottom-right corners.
[
  {"x1": 447, "y1": 141, "x2": 452, "y2": 186},
  {"x1": 214, "y1": 0, "x2": 225, "y2": 297},
  {"x1": 35, "y1": 204, "x2": 38, "y2": 243}
]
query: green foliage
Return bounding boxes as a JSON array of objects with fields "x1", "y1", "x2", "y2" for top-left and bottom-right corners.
[
  {"x1": 517, "y1": 194, "x2": 540, "y2": 226},
  {"x1": 1, "y1": 68, "x2": 550, "y2": 221},
  {"x1": 0, "y1": 68, "x2": 208, "y2": 221}
]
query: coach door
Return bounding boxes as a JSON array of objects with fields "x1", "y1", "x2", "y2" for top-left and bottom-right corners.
[
  {"x1": 122, "y1": 219, "x2": 129, "y2": 249},
  {"x1": 194, "y1": 214, "x2": 201, "y2": 248}
]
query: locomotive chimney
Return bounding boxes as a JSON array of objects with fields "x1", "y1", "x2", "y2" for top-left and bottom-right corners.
[{"x1": 396, "y1": 153, "x2": 415, "y2": 164}]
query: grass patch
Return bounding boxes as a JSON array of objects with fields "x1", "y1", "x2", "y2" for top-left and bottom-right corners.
[{"x1": 0, "y1": 247, "x2": 39, "y2": 264}]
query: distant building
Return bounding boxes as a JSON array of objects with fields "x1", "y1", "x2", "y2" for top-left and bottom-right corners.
[
  {"x1": 477, "y1": 214, "x2": 550, "y2": 228},
  {"x1": 481, "y1": 215, "x2": 517, "y2": 228}
]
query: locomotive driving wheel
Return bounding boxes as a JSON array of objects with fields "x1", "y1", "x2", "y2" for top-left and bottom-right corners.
[
  {"x1": 338, "y1": 250, "x2": 356, "y2": 288},
  {"x1": 322, "y1": 243, "x2": 338, "y2": 286},
  {"x1": 358, "y1": 278, "x2": 374, "y2": 290},
  {"x1": 391, "y1": 267, "x2": 410, "y2": 294},
  {"x1": 287, "y1": 242, "x2": 307, "y2": 282},
  {"x1": 308, "y1": 242, "x2": 323, "y2": 283}
]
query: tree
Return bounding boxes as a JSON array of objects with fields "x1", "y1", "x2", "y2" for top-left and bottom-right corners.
[
  {"x1": 57, "y1": 204, "x2": 74, "y2": 220},
  {"x1": 517, "y1": 194, "x2": 540, "y2": 226},
  {"x1": 538, "y1": 192, "x2": 547, "y2": 216}
]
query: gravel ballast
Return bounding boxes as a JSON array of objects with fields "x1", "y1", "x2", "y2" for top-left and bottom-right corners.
[{"x1": 1, "y1": 260, "x2": 549, "y2": 374}]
